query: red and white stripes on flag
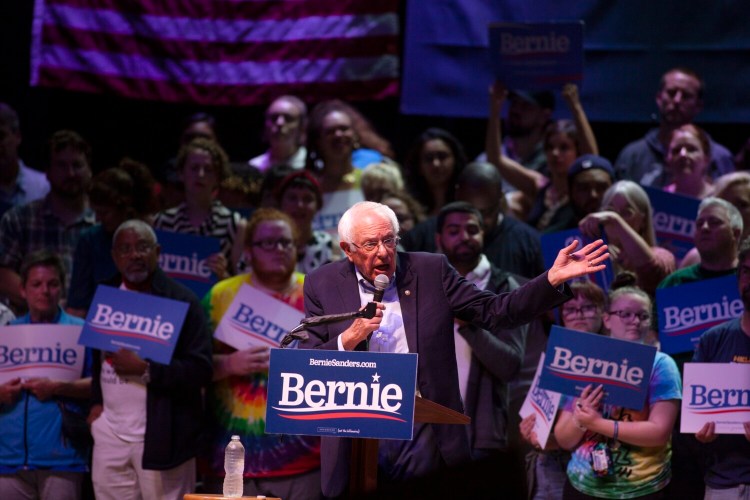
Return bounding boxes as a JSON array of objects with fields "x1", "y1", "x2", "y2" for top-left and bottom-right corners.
[{"x1": 30, "y1": 0, "x2": 400, "y2": 105}]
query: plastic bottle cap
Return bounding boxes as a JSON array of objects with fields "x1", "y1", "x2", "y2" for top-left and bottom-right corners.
[{"x1": 231, "y1": 435, "x2": 240, "y2": 440}]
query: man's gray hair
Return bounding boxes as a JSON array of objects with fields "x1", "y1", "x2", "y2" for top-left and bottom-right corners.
[
  {"x1": 338, "y1": 201, "x2": 399, "y2": 246},
  {"x1": 698, "y1": 197, "x2": 743, "y2": 234},
  {"x1": 113, "y1": 219, "x2": 158, "y2": 244}
]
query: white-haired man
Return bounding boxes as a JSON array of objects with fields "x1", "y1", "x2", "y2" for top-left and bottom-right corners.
[{"x1": 299, "y1": 201, "x2": 609, "y2": 496}]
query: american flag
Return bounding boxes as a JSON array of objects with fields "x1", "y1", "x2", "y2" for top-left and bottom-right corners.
[{"x1": 30, "y1": 0, "x2": 400, "y2": 105}]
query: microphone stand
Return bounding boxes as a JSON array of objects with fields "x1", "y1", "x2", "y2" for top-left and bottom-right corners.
[{"x1": 279, "y1": 303, "x2": 377, "y2": 348}]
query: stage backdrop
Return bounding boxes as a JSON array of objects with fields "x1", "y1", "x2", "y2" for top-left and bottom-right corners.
[{"x1": 402, "y1": 0, "x2": 750, "y2": 122}]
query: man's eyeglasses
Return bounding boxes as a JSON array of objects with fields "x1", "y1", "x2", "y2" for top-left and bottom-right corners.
[
  {"x1": 349, "y1": 237, "x2": 400, "y2": 253},
  {"x1": 114, "y1": 242, "x2": 155, "y2": 257},
  {"x1": 561, "y1": 304, "x2": 599, "y2": 318},
  {"x1": 608, "y1": 310, "x2": 651, "y2": 323},
  {"x1": 251, "y1": 238, "x2": 294, "y2": 251}
]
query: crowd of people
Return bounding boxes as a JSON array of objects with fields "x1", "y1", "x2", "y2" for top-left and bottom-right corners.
[{"x1": 0, "y1": 65, "x2": 749, "y2": 500}]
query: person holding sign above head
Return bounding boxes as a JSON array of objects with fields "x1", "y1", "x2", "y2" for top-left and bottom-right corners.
[
  {"x1": 87, "y1": 220, "x2": 213, "y2": 500},
  {"x1": 299, "y1": 201, "x2": 609, "y2": 497},
  {"x1": 200, "y1": 208, "x2": 321, "y2": 500},
  {"x1": 691, "y1": 236, "x2": 750, "y2": 499},
  {"x1": 0, "y1": 251, "x2": 91, "y2": 500},
  {"x1": 154, "y1": 137, "x2": 245, "y2": 280},
  {"x1": 578, "y1": 181, "x2": 676, "y2": 295},
  {"x1": 554, "y1": 282, "x2": 682, "y2": 499}
]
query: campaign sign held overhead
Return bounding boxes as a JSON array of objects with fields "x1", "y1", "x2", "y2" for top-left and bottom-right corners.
[
  {"x1": 78, "y1": 286, "x2": 189, "y2": 364},
  {"x1": 266, "y1": 349, "x2": 418, "y2": 440},
  {"x1": 0, "y1": 325, "x2": 85, "y2": 384},
  {"x1": 155, "y1": 230, "x2": 220, "y2": 299},
  {"x1": 681, "y1": 363, "x2": 750, "y2": 434},
  {"x1": 541, "y1": 229, "x2": 613, "y2": 292},
  {"x1": 539, "y1": 326, "x2": 656, "y2": 411},
  {"x1": 644, "y1": 187, "x2": 699, "y2": 262},
  {"x1": 214, "y1": 284, "x2": 305, "y2": 349},
  {"x1": 656, "y1": 275, "x2": 741, "y2": 355},
  {"x1": 488, "y1": 22, "x2": 584, "y2": 90}
]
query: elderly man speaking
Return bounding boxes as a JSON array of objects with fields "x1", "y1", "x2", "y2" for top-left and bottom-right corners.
[{"x1": 300, "y1": 201, "x2": 608, "y2": 496}]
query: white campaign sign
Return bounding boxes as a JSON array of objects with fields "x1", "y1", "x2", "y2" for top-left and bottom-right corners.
[
  {"x1": 519, "y1": 353, "x2": 562, "y2": 449},
  {"x1": 312, "y1": 189, "x2": 365, "y2": 240},
  {"x1": 0, "y1": 325, "x2": 85, "y2": 383},
  {"x1": 214, "y1": 284, "x2": 304, "y2": 349},
  {"x1": 681, "y1": 362, "x2": 750, "y2": 434}
]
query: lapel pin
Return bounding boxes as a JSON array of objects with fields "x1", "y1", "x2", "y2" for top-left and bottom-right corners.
[{"x1": 404, "y1": 290, "x2": 411, "y2": 296}]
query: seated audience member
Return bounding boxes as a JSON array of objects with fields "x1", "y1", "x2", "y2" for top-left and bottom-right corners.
[
  {"x1": 692, "y1": 237, "x2": 750, "y2": 498},
  {"x1": 154, "y1": 137, "x2": 245, "y2": 280},
  {"x1": 306, "y1": 100, "x2": 392, "y2": 193},
  {"x1": 0, "y1": 103, "x2": 49, "y2": 216},
  {"x1": 579, "y1": 180, "x2": 676, "y2": 295},
  {"x1": 520, "y1": 280, "x2": 606, "y2": 500},
  {"x1": 543, "y1": 155, "x2": 615, "y2": 235},
  {"x1": 87, "y1": 220, "x2": 212, "y2": 500},
  {"x1": 0, "y1": 129, "x2": 95, "y2": 311},
  {"x1": 486, "y1": 83, "x2": 598, "y2": 224},
  {"x1": 0, "y1": 251, "x2": 91, "y2": 500},
  {"x1": 402, "y1": 161, "x2": 544, "y2": 279},
  {"x1": 658, "y1": 197, "x2": 742, "y2": 288},
  {"x1": 554, "y1": 284, "x2": 681, "y2": 499},
  {"x1": 67, "y1": 158, "x2": 157, "y2": 316},
  {"x1": 664, "y1": 124, "x2": 713, "y2": 199},
  {"x1": 615, "y1": 67, "x2": 734, "y2": 187},
  {"x1": 404, "y1": 128, "x2": 468, "y2": 216},
  {"x1": 361, "y1": 162, "x2": 405, "y2": 202},
  {"x1": 249, "y1": 95, "x2": 308, "y2": 173},
  {"x1": 435, "y1": 202, "x2": 534, "y2": 458},
  {"x1": 275, "y1": 170, "x2": 335, "y2": 274},
  {"x1": 380, "y1": 190, "x2": 426, "y2": 237},
  {"x1": 201, "y1": 208, "x2": 321, "y2": 499}
]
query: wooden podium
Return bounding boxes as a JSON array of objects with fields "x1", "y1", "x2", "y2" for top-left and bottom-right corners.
[{"x1": 348, "y1": 395, "x2": 470, "y2": 496}]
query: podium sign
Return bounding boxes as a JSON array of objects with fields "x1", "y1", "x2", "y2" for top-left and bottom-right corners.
[
  {"x1": 539, "y1": 326, "x2": 656, "y2": 411},
  {"x1": 266, "y1": 348, "x2": 417, "y2": 440}
]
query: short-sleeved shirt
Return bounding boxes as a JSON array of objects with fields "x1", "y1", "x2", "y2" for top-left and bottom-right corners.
[{"x1": 565, "y1": 352, "x2": 682, "y2": 499}]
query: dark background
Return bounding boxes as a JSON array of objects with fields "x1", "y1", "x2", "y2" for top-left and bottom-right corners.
[{"x1": 2, "y1": 2, "x2": 748, "y2": 176}]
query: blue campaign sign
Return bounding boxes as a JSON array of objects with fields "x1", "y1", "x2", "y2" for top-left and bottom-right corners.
[
  {"x1": 78, "y1": 286, "x2": 189, "y2": 364},
  {"x1": 541, "y1": 228, "x2": 613, "y2": 292},
  {"x1": 488, "y1": 22, "x2": 584, "y2": 90},
  {"x1": 538, "y1": 326, "x2": 656, "y2": 411},
  {"x1": 644, "y1": 187, "x2": 699, "y2": 262},
  {"x1": 155, "y1": 230, "x2": 220, "y2": 299},
  {"x1": 265, "y1": 349, "x2": 418, "y2": 440},
  {"x1": 656, "y1": 275, "x2": 741, "y2": 355}
]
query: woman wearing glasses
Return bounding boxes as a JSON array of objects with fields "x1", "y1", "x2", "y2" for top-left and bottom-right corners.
[
  {"x1": 521, "y1": 280, "x2": 606, "y2": 500},
  {"x1": 554, "y1": 282, "x2": 681, "y2": 499},
  {"x1": 578, "y1": 181, "x2": 676, "y2": 295}
]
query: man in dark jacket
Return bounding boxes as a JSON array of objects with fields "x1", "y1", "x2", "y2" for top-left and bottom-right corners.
[{"x1": 87, "y1": 220, "x2": 212, "y2": 500}]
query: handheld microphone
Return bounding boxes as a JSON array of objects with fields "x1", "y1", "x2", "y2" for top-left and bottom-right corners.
[{"x1": 372, "y1": 274, "x2": 389, "y2": 303}]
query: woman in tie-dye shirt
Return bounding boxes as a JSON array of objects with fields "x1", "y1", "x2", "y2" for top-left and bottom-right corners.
[{"x1": 554, "y1": 284, "x2": 681, "y2": 499}]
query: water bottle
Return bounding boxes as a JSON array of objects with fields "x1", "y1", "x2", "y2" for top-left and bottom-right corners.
[{"x1": 223, "y1": 435, "x2": 245, "y2": 498}]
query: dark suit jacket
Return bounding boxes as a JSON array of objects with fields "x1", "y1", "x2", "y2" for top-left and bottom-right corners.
[{"x1": 300, "y1": 252, "x2": 569, "y2": 497}]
